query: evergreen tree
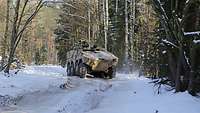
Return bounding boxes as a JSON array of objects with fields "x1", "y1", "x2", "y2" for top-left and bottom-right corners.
[{"x1": 108, "y1": 0, "x2": 126, "y2": 67}]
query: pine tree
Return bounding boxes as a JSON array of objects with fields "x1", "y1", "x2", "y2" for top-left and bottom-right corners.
[{"x1": 108, "y1": 0, "x2": 126, "y2": 68}]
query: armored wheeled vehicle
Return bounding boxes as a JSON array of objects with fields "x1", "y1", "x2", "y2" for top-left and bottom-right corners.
[{"x1": 66, "y1": 45, "x2": 118, "y2": 79}]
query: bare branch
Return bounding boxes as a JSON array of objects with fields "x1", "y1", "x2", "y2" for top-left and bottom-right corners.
[
  {"x1": 16, "y1": 0, "x2": 29, "y2": 32},
  {"x1": 14, "y1": 0, "x2": 44, "y2": 49}
]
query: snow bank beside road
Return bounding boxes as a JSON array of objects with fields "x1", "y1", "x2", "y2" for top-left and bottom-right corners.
[
  {"x1": 0, "y1": 66, "x2": 67, "y2": 97},
  {"x1": 19, "y1": 65, "x2": 67, "y2": 77},
  {"x1": 0, "y1": 65, "x2": 67, "y2": 107}
]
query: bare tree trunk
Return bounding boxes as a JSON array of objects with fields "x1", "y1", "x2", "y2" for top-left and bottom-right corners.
[
  {"x1": 175, "y1": 48, "x2": 184, "y2": 92},
  {"x1": 0, "y1": 0, "x2": 10, "y2": 71},
  {"x1": 115, "y1": 0, "x2": 118, "y2": 13},
  {"x1": 124, "y1": 0, "x2": 129, "y2": 64},
  {"x1": 4, "y1": 0, "x2": 20, "y2": 74},
  {"x1": 188, "y1": 46, "x2": 197, "y2": 95},
  {"x1": 129, "y1": 0, "x2": 133, "y2": 60},
  {"x1": 195, "y1": 5, "x2": 200, "y2": 30},
  {"x1": 96, "y1": 0, "x2": 100, "y2": 42},
  {"x1": 103, "y1": 0, "x2": 108, "y2": 50},
  {"x1": 105, "y1": 0, "x2": 109, "y2": 50},
  {"x1": 129, "y1": 0, "x2": 136, "y2": 61},
  {"x1": 88, "y1": 0, "x2": 91, "y2": 48},
  {"x1": 167, "y1": 51, "x2": 177, "y2": 84}
]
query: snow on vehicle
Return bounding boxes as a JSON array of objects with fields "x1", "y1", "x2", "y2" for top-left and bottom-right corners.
[{"x1": 66, "y1": 44, "x2": 118, "y2": 79}]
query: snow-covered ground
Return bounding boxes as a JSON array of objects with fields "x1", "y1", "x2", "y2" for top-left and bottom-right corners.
[
  {"x1": 0, "y1": 66, "x2": 111, "y2": 113},
  {"x1": 0, "y1": 66, "x2": 200, "y2": 113},
  {"x1": 87, "y1": 74, "x2": 200, "y2": 113}
]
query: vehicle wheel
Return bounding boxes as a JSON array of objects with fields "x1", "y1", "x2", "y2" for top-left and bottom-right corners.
[
  {"x1": 101, "y1": 72, "x2": 106, "y2": 79},
  {"x1": 75, "y1": 61, "x2": 79, "y2": 76},
  {"x1": 67, "y1": 63, "x2": 71, "y2": 76},
  {"x1": 107, "y1": 67, "x2": 116, "y2": 79},
  {"x1": 70, "y1": 66, "x2": 74, "y2": 76},
  {"x1": 79, "y1": 63, "x2": 87, "y2": 78},
  {"x1": 77, "y1": 60, "x2": 82, "y2": 76},
  {"x1": 70, "y1": 62, "x2": 75, "y2": 76},
  {"x1": 112, "y1": 68, "x2": 117, "y2": 78}
]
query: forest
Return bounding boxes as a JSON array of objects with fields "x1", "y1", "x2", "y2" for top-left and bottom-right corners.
[{"x1": 0, "y1": 0, "x2": 200, "y2": 96}]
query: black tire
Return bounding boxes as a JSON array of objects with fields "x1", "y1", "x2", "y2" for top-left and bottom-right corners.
[
  {"x1": 77, "y1": 60, "x2": 82, "y2": 76},
  {"x1": 79, "y1": 63, "x2": 87, "y2": 78},
  {"x1": 75, "y1": 61, "x2": 79, "y2": 75},
  {"x1": 69, "y1": 62, "x2": 75, "y2": 76},
  {"x1": 67, "y1": 63, "x2": 71, "y2": 76},
  {"x1": 112, "y1": 68, "x2": 117, "y2": 78},
  {"x1": 72, "y1": 62, "x2": 75, "y2": 76},
  {"x1": 107, "y1": 67, "x2": 116, "y2": 79}
]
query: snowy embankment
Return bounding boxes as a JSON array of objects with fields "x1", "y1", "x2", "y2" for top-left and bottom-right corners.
[
  {"x1": 0, "y1": 66, "x2": 111, "y2": 113},
  {"x1": 0, "y1": 66, "x2": 67, "y2": 107}
]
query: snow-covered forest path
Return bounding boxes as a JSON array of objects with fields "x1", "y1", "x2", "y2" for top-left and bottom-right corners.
[
  {"x1": 0, "y1": 66, "x2": 200, "y2": 113},
  {"x1": 87, "y1": 74, "x2": 200, "y2": 113}
]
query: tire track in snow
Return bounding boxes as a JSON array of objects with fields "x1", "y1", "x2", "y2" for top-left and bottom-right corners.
[{"x1": 0, "y1": 77, "x2": 112, "y2": 113}]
